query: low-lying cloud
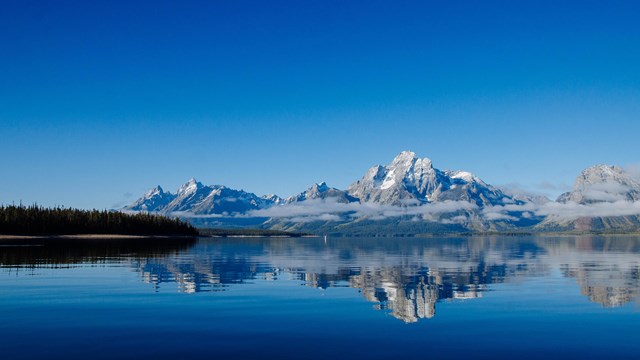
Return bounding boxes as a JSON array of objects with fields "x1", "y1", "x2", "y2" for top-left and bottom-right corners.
[
  {"x1": 498, "y1": 182, "x2": 569, "y2": 202},
  {"x1": 484, "y1": 199, "x2": 640, "y2": 221},
  {"x1": 259, "y1": 197, "x2": 640, "y2": 223},
  {"x1": 168, "y1": 197, "x2": 640, "y2": 223},
  {"x1": 246, "y1": 198, "x2": 478, "y2": 223},
  {"x1": 626, "y1": 163, "x2": 640, "y2": 180},
  {"x1": 535, "y1": 200, "x2": 640, "y2": 219},
  {"x1": 580, "y1": 183, "x2": 633, "y2": 202}
]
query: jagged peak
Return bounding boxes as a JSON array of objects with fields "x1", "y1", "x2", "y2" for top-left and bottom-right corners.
[
  {"x1": 575, "y1": 164, "x2": 638, "y2": 187},
  {"x1": 396, "y1": 150, "x2": 417, "y2": 158},
  {"x1": 391, "y1": 150, "x2": 417, "y2": 164},
  {"x1": 144, "y1": 185, "x2": 166, "y2": 197},
  {"x1": 314, "y1": 181, "x2": 329, "y2": 191},
  {"x1": 390, "y1": 150, "x2": 433, "y2": 170},
  {"x1": 580, "y1": 164, "x2": 626, "y2": 177},
  {"x1": 363, "y1": 165, "x2": 386, "y2": 181},
  {"x1": 557, "y1": 163, "x2": 640, "y2": 204},
  {"x1": 177, "y1": 177, "x2": 203, "y2": 195}
]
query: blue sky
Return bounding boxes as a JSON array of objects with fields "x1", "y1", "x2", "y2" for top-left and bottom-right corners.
[{"x1": 1, "y1": 0, "x2": 639, "y2": 209}]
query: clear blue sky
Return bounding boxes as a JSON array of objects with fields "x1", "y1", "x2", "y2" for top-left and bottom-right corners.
[{"x1": 1, "y1": 0, "x2": 639, "y2": 209}]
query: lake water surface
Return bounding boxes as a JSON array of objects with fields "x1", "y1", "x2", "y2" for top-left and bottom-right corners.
[{"x1": 1, "y1": 236, "x2": 639, "y2": 359}]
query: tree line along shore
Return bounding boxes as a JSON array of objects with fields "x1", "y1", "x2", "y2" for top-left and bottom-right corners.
[
  {"x1": 9, "y1": 204, "x2": 632, "y2": 239},
  {"x1": 0, "y1": 205, "x2": 310, "y2": 238},
  {"x1": 0, "y1": 205, "x2": 198, "y2": 236}
]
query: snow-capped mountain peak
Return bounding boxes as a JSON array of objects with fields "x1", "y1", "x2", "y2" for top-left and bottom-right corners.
[
  {"x1": 261, "y1": 194, "x2": 284, "y2": 205},
  {"x1": 577, "y1": 165, "x2": 639, "y2": 188},
  {"x1": 177, "y1": 178, "x2": 202, "y2": 196},
  {"x1": 125, "y1": 185, "x2": 176, "y2": 212},
  {"x1": 123, "y1": 155, "x2": 640, "y2": 234},
  {"x1": 448, "y1": 171, "x2": 476, "y2": 183},
  {"x1": 348, "y1": 151, "x2": 512, "y2": 206},
  {"x1": 144, "y1": 185, "x2": 166, "y2": 198},
  {"x1": 286, "y1": 182, "x2": 358, "y2": 204},
  {"x1": 126, "y1": 178, "x2": 280, "y2": 215},
  {"x1": 390, "y1": 150, "x2": 420, "y2": 165},
  {"x1": 557, "y1": 165, "x2": 640, "y2": 204}
]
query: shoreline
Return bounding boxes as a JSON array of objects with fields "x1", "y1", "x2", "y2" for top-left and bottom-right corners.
[
  {"x1": 204, "y1": 235, "x2": 320, "y2": 238},
  {"x1": 0, "y1": 234, "x2": 197, "y2": 240},
  {"x1": 2, "y1": 233, "x2": 638, "y2": 240},
  {"x1": 0, "y1": 234, "x2": 318, "y2": 240}
]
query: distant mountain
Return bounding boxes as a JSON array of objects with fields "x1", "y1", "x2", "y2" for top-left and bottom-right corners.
[
  {"x1": 126, "y1": 185, "x2": 176, "y2": 212},
  {"x1": 536, "y1": 165, "x2": 640, "y2": 232},
  {"x1": 508, "y1": 193, "x2": 551, "y2": 205},
  {"x1": 348, "y1": 151, "x2": 514, "y2": 207},
  {"x1": 124, "y1": 152, "x2": 640, "y2": 235},
  {"x1": 125, "y1": 178, "x2": 279, "y2": 215},
  {"x1": 261, "y1": 194, "x2": 284, "y2": 205},
  {"x1": 557, "y1": 165, "x2": 640, "y2": 204},
  {"x1": 286, "y1": 182, "x2": 359, "y2": 204}
]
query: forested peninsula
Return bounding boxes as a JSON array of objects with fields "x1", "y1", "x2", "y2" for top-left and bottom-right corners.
[{"x1": 0, "y1": 205, "x2": 198, "y2": 236}]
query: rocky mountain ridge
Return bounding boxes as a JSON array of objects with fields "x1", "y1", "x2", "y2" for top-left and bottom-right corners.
[
  {"x1": 125, "y1": 178, "x2": 277, "y2": 215},
  {"x1": 124, "y1": 151, "x2": 640, "y2": 234},
  {"x1": 347, "y1": 151, "x2": 514, "y2": 207}
]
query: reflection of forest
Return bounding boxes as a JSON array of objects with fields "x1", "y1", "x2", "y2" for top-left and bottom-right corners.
[
  {"x1": 0, "y1": 237, "x2": 195, "y2": 267},
  {"x1": 1, "y1": 236, "x2": 639, "y2": 323}
]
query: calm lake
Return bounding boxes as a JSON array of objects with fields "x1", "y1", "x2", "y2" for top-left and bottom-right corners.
[{"x1": 1, "y1": 236, "x2": 639, "y2": 359}]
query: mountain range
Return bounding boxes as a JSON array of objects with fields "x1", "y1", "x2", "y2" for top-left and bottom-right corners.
[{"x1": 124, "y1": 151, "x2": 640, "y2": 234}]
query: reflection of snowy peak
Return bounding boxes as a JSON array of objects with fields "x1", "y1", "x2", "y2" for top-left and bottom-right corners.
[
  {"x1": 286, "y1": 182, "x2": 359, "y2": 204},
  {"x1": 557, "y1": 165, "x2": 640, "y2": 204},
  {"x1": 348, "y1": 151, "x2": 512, "y2": 207}
]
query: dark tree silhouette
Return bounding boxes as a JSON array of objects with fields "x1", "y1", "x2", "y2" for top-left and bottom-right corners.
[{"x1": 0, "y1": 205, "x2": 198, "y2": 236}]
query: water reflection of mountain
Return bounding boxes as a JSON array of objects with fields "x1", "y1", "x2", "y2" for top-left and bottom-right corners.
[
  {"x1": 2, "y1": 236, "x2": 639, "y2": 323},
  {"x1": 552, "y1": 237, "x2": 640, "y2": 308},
  {"x1": 128, "y1": 236, "x2": 640, "y2": 322},
  {"x1": 134, "y1": 256, "x2": 277, "y2": 293},
  {"x1": 298, "y1": 260, "x2": 514, "y2": 322}
]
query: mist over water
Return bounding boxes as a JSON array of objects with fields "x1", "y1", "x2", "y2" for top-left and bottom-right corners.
[{"x1": 1, "y1": 236, "x2": 639, "y2": 359}]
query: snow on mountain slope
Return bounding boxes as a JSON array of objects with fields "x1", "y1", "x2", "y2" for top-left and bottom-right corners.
[
  {"x1": 557, "y1": 165, "x2": 640, "y2": 204},
  {"x1": 126, "y1": 178, "x2": 280, "y2": 215},
  {"x1": 124, "y1": 154, "x2": 640, "y2": 234},
  {"x1": 348, "y1": 151, "x2": 513, "y2": 207},
  {"x1": 286, "y1": 182, "x2": 359, "y2": 204},
  {"x1": 536, "y1": 165, "x2": 640, "y2": 232},
  {"x1": 124, "y1": 185, "x2": 176, "y2": 212}
]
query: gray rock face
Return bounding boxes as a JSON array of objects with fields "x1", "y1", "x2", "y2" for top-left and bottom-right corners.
[
  {"x1": 348, "y1": 151, "x2": 512, "y2": 207},
  {"x1": 557, "y1": 165, "x2": 640, "y2": 204},
  {"x1": 286, "y1": 182, "x2": 359, "y2": 204}
]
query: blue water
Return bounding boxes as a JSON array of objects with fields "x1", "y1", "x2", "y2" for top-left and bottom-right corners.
[{"x1": 1, "y1": 236, "x2": 639, "y2": 359}]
